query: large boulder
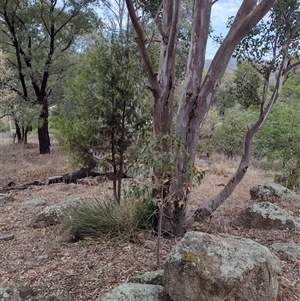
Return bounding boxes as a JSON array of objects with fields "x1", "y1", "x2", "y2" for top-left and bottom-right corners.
[
  {"x1": 234, "y1": 202, "x2": 300, "y2": 230},
  {"x1": 96, "y1": 283, "x2": 164, "y2": 301},
  {"x1": 196, "y1": 159, "x2": 217, "y2": 173},
  {"x1": 250, "y1": 183, "x2": 299, "y2": 201},
  {"x1": 31, "y1": 198, "x2": 84, "y2": 227},
  {"x1": 164, "y1": 231, "x2": 281, "y2": 301},
  {"x1": 0, "y1": 287, "x2": 22, "y2": 301}
]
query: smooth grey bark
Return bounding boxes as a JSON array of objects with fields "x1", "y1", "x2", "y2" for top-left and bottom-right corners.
[
  {"x1": 126, "y1": 0, "x2": 277, "y2": 236},
  {"x1": 171, "y1": 0, "x2": 277, "y2": 235},
  {"x1": 194, "y1": 14, "x2": 300, "y2": 221}
]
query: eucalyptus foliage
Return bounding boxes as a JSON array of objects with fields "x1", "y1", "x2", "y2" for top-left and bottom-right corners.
[
  {"x1": 233, "y1": 60, "x2": 263, "y2": 109},
  {"x1": 254, "y1": 97, "x2": 300, "y2": 189},
  {"x1": 213, "y1": 107, "x2": 257, "y2": 159},
  {"x1": 0, "y1": 0, "x2": 100, "y2": 150}
]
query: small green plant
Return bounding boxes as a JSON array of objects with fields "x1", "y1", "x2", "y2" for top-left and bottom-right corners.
[{"x1": 125, "y1": 133, "x2": 205, "y2": 266}]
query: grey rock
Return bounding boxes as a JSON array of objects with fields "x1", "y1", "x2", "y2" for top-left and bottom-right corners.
[
  {"x1": 129, "y1": 270, "x2": 164, "y2": 286},
  {"x1": 144, "y1": 240, "x2": 156, "y2": 250},
  {"x1": 234, "y1": 202, "x2": 300, "y2": 230},
  {"x1": 32, "y1": 198, "x2": 84, "y2": 227},
  {"x1": 164, "y1": 231, "x2": 281, "y2": 301},
  {"x1": 0, "y1": 287, "x2": 25, "y2": 301},
  {"x1": 22, "y1": 198, "x2": 46, "y2": 207},
  {"x1": 0, "y1": 193, "x2": 13, "y2": 204},
  {"x1": 96, "y1": 283, "x2": 164, "y2": 301},
  {"x1": 270, "y1": 242, "x2": 300, "y2": 260},
  {"x1": 250, "y1": 183, "x2": 299, "y2": 201}
]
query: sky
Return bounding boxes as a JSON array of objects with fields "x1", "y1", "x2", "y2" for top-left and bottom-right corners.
[
  {"x1": 94, "y1": 0, "x2": 243, "y2": 59},
  {"x1": 207, "y1": 0, "x2": 243, "y2": 59}
]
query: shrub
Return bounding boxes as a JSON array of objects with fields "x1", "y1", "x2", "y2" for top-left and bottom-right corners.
[
  {"x1": 70, "y1": 196, "x2": 158, "y2": 240},
  {"x1": 254, "y1": 100, "x2": 300, "y2": 189},
  {"x1": 213, "y1": 107, "x2": 257, "y2": 158}
]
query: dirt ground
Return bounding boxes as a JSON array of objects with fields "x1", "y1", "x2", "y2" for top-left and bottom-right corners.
[{"x1": 0, "y1": 137, "x2": 299, "y2": 301}]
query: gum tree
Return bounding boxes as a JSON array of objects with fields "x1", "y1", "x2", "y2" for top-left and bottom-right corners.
[
  {"x1": 125, "y1": 0, "x2": 277, "y2": 235},
  {"x1": 0, "y1": 0, "x2": 100, "y2": 152},
  {"x1": 195, "y1": 0, "x2": 300, "y2": 221}
]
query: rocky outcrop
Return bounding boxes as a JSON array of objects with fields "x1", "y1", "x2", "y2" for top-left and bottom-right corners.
[
  {"x1": 234, "y1": 202, "x2": 300, "y2": 230},
  {"x1": 250, "y1": 183, "x2": 299, "y2": 201},
  {"x1": 96, "y1": 283, "x2": 164, "y2": 301},
  {"x1": 96, "y1": 270, "x2": 166, "y2": 301},
  {"x1": 196, "y1": 159, "x2": 217, "y2": 173},
  {"x1": 270, "y1": 242, "x2": 300, "y2": 260},
  {"x1": 31, "y1": 198, "x2": 84, "y2": 227},
  {"x1": 164, "y1": 231, "x2": 281, "y2": 301}
]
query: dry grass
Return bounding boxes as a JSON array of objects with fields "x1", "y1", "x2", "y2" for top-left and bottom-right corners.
[
  {"x1": 0, "y1": 138, "x2": 73, "y2": 187},
  {"x1": 0, "y1": 138, "x2": 299, "y2": 301}
]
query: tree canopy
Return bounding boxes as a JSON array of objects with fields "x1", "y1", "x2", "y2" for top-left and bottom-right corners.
[{"x1": 0, "y1": 0, "x2": 100, "y2": 151}]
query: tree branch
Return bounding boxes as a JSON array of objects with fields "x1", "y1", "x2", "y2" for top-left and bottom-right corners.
[
  {"x1": 193, "y1": 19, "x2": 293, "y2": 221},
  {"x1": 125, "y1": 0, "x2": 160, "y2": 99}
]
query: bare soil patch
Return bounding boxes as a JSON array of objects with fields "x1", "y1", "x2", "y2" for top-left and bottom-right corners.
[{"x1": 0, "y1": 138, "x2": 299, "y2": 301}]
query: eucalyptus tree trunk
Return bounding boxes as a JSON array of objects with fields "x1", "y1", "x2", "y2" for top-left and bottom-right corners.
[
  {"x1": 126, "y1": 0, "x2": 179, "y2": 142},
  {"x1": 126, "y1": 0, "x2": 179, "y2": 232},
  {"x1": 37, "y1": 100, "x2": 50, "y2": 154},
  {"x1": 194, "y1": 16, "x2": 300, "y2": 221},
  {"x1": 171, "y1": 0, "x2": 277, "y2": 236},
  {"x1": 14, "y1": 120, "x2": 31, "y2": 144},
  {"x1": 126, "y1": 0, "x2": 277, "y2": 236}
]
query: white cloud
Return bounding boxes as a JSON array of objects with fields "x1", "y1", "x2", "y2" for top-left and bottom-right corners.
[{"x1": 211, "y1": 0, "x2": 242, "y2": 25}]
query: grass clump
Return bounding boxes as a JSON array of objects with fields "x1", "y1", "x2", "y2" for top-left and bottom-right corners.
[{"x1": 70, "y1": 197, "x2": 158, "y2": 240}]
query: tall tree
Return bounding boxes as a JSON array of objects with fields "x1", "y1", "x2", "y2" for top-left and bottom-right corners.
[
  {"x1": 125, "y1": 0, "x2": 277, "y2": 236},
  {"x1": 54, "y1": 34, "x2": 150, "y2": 202},
  {"x1": 0, "y1": 50, "x2": 15, "y2": 118},
  {"x1": 0, "y1": 0, "x2": 100, "y2": 153},
  {"x1": 194, "y1": 0, "x2": 300, "y2": 221}
]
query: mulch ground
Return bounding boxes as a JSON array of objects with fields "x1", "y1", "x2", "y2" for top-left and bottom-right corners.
[{"x1": 0, "y1": 139, "x2": 299, "y2": 301}]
